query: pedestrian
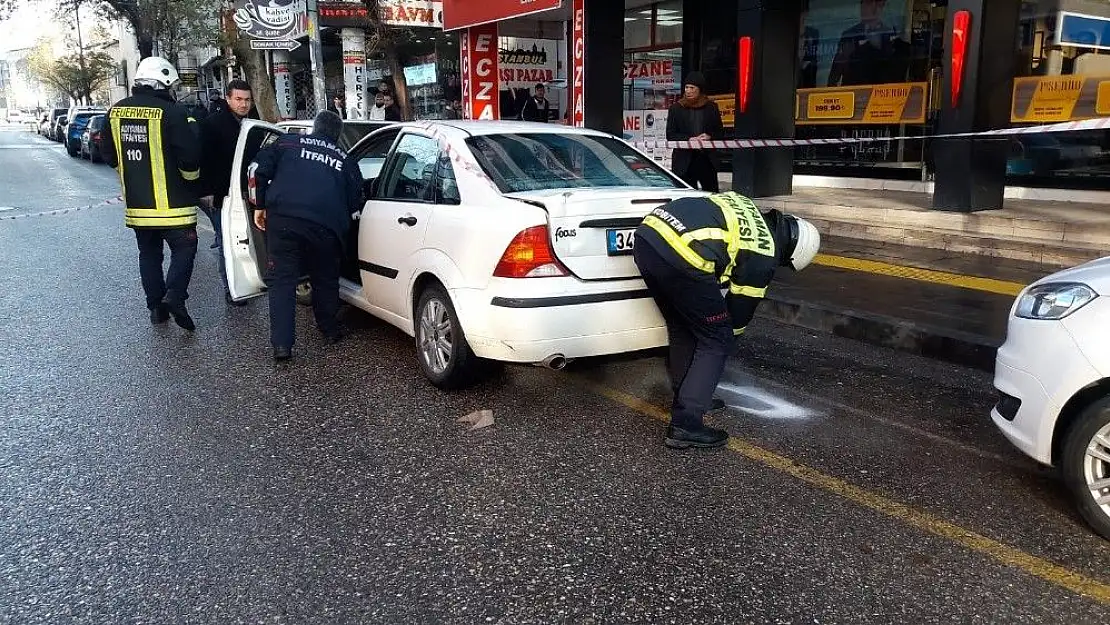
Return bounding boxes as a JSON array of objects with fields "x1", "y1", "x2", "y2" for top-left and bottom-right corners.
[
  {"x1": 101, "y1": 56, "x2": 203, "y2": 332},
  {"x1": 633, "y1": 191, "x2": 821, "y2": 449},
  {"x1": 519, "y1": 83, "x2": 551, "y2": 122},
  {"x1": 329, "y1": 94, "x2": 347, "y2": 119},
  {"x1": 382, "y1": 93, "x2": 402, "y2": 121},
  {"x1": 368, "y1": 92, "x2": 387, "y2": 121},
  {"x1": 247, "y1": 111, "x2": 364, "y2": 361},
  {"x1": 199, "y1": 79, "x2": 255, "y2": 304},
  {"x1": 666, "y1": 71, "x2": 723, "y2": 192}
]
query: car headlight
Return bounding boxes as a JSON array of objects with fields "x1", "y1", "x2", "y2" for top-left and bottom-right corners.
[{"x1": 1015, "y1": 282, "x2": 1097, "y2": 320}]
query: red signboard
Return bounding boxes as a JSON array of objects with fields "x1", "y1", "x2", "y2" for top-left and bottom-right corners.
[
  {"x1": 460, "y1": 28, "x2": 471, "y2": 118},
  {"x1": 443, "y1": 0, "x2": 562, "y2": 31},
  {"x1": 464, "y1": 24, "x2": 500, "y2": 120},
  {"x1": 570, "y1": 0, "x2": 585, "y2": 127}
]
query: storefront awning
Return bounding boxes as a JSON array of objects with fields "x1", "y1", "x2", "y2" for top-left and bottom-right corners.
[{"x1": 442, "y1": 0, "x2": 562, "y2": 31}]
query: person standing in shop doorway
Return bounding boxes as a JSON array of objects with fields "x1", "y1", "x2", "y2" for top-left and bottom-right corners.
[
  {"x1": 519, "y1": 83, "x2": 551, "y2": 122},
  {"x1": 666, "y1": 71, "x2": 723, "y2": 192},
  {"x1": 382, "y1": 93, "x2": 402, "y2": 121}
]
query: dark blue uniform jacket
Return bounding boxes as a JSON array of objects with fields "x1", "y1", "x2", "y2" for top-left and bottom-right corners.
[{"x1": 248, "y1": 132, "x2": 363, "y2": 239}]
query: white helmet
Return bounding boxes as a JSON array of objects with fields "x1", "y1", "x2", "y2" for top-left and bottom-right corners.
[
  {"x1": 788, "y1": 217, "x2": 820, "y2": 271},
  {"x1": 134, "y1": 56, "x2": 180, "y2": 89}
]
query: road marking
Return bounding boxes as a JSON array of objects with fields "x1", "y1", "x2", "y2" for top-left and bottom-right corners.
[
  {"x1": 815, "y1": 254, "x2": 1027, "y2": 297},
  {"x1": 575, "y1": 378, "x2": 1110, "y2": 605}
]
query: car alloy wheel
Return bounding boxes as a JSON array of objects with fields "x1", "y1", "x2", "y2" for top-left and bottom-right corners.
[
  {"x1": 419, "y1": 297, "x2": 453, "y2": 375},
  {"x1": 1082, "y1": 420, "x2": 1110, "y2": 521},
  {"x1": 414, "y1": 284, "x2": 482, "y2": 389},
  {"x1": 1063, "y1": 397, "x2": 1110, "y2": 541}
]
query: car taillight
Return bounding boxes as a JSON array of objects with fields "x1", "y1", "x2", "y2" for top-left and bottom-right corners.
[{"x1": 493, "y1": 226, "x2": 568, "y2": 278}]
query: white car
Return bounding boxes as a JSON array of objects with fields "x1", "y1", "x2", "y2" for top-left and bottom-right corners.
[
  {"x1": 222, "y1": 119, "x2": 708, "y2": 387},
  {"x1": 992, "y1": 257, "x2": 1110, "y2": 540}
]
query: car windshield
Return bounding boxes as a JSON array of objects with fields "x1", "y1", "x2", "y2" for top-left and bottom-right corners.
[{"x1": 465, "y1": 133, "x2": 681, "y2": 193}]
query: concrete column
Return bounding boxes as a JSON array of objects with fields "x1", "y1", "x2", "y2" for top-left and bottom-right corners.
[
  {"x1": 932, "y1": 0, "x2": 1021, "y2": 212},
  {"x1": 569, "y1": 0, "x2": 623, "y2": 135},
  {"x1": 341, "y1": 28, "x2": 367, "y2": 120},
  {"x1": 731, "y1": 0, "x2": 802, "y2": 198},
  {"x1": 272, "y1": 50, "x2": 295, "y2": 120}
]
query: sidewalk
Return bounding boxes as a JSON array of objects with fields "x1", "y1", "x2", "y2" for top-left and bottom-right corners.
[{"x1": 756, "y1": 235, "x2": 1052, "y2": 371}]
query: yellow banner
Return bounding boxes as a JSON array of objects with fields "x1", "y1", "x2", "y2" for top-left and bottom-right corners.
[
  {"x1": 795, "y1": 82, "x2": 927, "y2": 125},
  {"x1": 708, "y1": 94, "x2": 735, "y2": 126},
  {"x1": 1011, "y1": 75, "x2": 1110, "y2": 123}
]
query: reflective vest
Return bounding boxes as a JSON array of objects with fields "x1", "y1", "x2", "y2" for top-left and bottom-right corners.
[
  {"x1": 105, "y1": 89, "x2": 201, "y2": 229},
  {"x1": 637, "y1": 192, "x2": 792, "y2": 334}
]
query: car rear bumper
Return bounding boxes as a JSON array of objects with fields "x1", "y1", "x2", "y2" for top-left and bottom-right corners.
[{"x1": 453, "y1": 286, "x2": 667, "y2": 363}]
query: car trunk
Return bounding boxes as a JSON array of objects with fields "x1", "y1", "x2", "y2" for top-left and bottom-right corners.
[{"x1": 505, "y1": 188, "x2": 706, "y2": 280}]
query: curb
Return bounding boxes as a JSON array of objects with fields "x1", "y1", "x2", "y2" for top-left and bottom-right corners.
[{"x1": 757, "y1": 294, "x2": 1000, "y2": 372}]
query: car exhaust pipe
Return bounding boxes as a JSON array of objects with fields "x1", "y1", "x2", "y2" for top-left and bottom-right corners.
[{"x1": 540, "y1": 354, "x2": 568, "y2": 370}]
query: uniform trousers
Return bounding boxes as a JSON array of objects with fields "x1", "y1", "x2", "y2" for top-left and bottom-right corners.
[
  {"x1": 265, "y1": 214, "x2": 342, "y2": 349},
  {"x1": 633, "y1": 236, "x2": 734, "y2": 430}
]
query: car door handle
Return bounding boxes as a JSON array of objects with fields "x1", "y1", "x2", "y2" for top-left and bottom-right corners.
[{"x1": 397, "y1": 215, "x2": 418, "y2": 226}]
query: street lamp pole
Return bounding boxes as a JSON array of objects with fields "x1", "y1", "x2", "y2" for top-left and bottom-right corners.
[{"x1": 73, "y1": 0, "x2": 88, "y2": 104}]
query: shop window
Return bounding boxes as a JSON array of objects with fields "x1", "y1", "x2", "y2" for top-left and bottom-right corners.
[
  {"x1": 624, "y1": 6, "x2": 652, "y2": 49},
  {"x1": 654, "y1": 1, "x2": 683, "y2": 47},
  {"x1": 792, "y1": 0, "x2": 943, "y2": 178},
  {"x1": 1007, "y1": 2, "x2": 1110, "y2": 189}
]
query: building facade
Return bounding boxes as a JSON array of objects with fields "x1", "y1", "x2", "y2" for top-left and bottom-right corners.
[{"x1": 444, "y1": 0, "x2": 1110, "y2": 211}]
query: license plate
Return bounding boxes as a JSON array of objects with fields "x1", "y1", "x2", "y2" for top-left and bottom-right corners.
[{"x1": 606, "y1": 229, "x2": 636, "y2": 256}]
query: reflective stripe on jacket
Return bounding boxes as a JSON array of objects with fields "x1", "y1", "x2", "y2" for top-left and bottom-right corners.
[
  {"x1": 102, "y1": 87, "x2": 201, "y2": 229},
  {"x1": 636, "y1": 192, "x2": 793, "y2": 333}
]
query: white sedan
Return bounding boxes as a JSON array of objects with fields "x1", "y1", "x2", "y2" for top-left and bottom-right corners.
[
  {"x1": 222, "y1": 120, "x2": 708, "y2": 387},
  {"x1": 992, "y1": 257, "x2": 1110, "y2": 540}
]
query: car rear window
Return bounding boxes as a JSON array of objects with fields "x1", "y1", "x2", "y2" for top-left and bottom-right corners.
[{"x1": 465, "y1": 133, "x2": 682, "y2": 193}]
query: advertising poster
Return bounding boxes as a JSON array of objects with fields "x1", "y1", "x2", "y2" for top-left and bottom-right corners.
[
  {"x1": 799, "y1": 0, "x2": 911, "y2": 88},
  {"x1": 498, "y1": 38, "x2": 559, "y2": 90}
]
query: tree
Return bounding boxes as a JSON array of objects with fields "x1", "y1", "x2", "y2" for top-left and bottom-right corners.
[
  {"x1": 24, "y1": 37, "x2": 115, "y2": 104},
  {"x1": 359, "y1": 0, "x2": 419, "y2": 119},
  {"x1": 95, "y1": 0, "x2": 219, "y2": 60}
]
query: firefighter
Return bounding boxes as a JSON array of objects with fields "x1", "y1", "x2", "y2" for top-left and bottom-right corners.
[
  {"x1": 102, "y1": 56, "x2": 203, "y2": 332},
  {"x1": 247, "y1": 110, "x2": 363, "y2": 362},
  {"x1": 633, "y1": 191, "x2": 821, "y2": 449}
]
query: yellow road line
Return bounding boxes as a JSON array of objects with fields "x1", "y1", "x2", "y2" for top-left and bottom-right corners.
[
  {"x1": 815, "y1": 253, "x2": 1026, "y2": 297},
  {"x1": 575, "y1": 378, "x2": 1110, "y2": 605}
]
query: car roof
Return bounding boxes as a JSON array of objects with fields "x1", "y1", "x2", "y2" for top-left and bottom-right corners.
[{"x1": 403, "y1": 120, "x2": 611, "y2": 138}]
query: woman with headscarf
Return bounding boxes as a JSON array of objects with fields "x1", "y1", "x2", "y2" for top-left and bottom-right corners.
[{"x1": 665, "y1": 71, "x2": 723, "y2": 192}]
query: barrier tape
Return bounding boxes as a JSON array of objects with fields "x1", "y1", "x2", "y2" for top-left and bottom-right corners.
[
  {"x1": 633, "y1": 116, "x2": 1110, "y2": 150},
  {"x1": 0, "y1": 195, "x2": 125, "y2": 221}
]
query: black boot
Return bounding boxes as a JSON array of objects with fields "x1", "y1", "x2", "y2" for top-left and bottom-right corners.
[
  {"x1": 711, "y1": 397, "x2": 726, "y2": 410},
  {"x1": 273, "y1": 346, "x2": 292, "y2": 361},
  {"x1": 150, "y1": 305, "x2": 169, "y2": 325},
  {"x1": 664, "y1": 423, "x2": 729, "y2": 449},
  {"x1": 163, "y1": 300, "x2": 195, "y2": 332}
]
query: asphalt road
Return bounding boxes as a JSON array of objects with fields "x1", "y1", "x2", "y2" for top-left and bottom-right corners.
[{"x1": 1, "y1": 124, "x2": 1108, "y2": 624}]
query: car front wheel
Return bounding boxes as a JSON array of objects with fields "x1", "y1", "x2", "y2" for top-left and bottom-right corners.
[
  {"x1": 1062, "y1": 395, "x2": 1110, "y2": 541},
  {"x1": 415, "y1": 284, "x2": 480, "y2": 389}
]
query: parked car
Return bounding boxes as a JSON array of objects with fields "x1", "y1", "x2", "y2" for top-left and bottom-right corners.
[
  {"x1": 6, "y1": 109, "x2": 23, "y2": 125},
  {"x1": 65, "y1": 108, "x2": 106, "y2": 157},
  {"x1": 992, "y1": 256, "x2": 1110, "y2": 540},
  {"x1": 79, "y1": 114, "x2": 106, "y2": 162},
  {"x1": 52, "y1": 116, "x2": 68, "y2": 142},
  {"x1": 46, "y1": 107, "x2": 68, "y2": 140},
  {"x1": 222, "y1": 120, "x2": 708, "y2": 388}
]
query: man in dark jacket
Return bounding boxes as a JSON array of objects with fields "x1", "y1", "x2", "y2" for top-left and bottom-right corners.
[
  {"x1": 666, "y1": 71, "x2": 723, "y2": 192},
  {"x1": 633, "y1": 192, "x2": 821, "y2": 449},
  {"x1": 519, "y1": 84, "x2": 551, "y2": 122},
  {"x1": 248, "y1": 111, "x2": 364, "y2": 361},
  {"x1": 101, "y1": 56, "x2": 203, "y2": 332},
  {"x1": 200, "y1": 80, "x2": 256, "y2": 304}
]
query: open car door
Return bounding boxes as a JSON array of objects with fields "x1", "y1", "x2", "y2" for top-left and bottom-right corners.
[{"x1": 222, "y1": 119, "x2": 285, "y2": 301}]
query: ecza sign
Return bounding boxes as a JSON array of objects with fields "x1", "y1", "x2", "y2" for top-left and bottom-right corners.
[{"x1": 465, "y1": 24, "x2": 500, "y2": 120}]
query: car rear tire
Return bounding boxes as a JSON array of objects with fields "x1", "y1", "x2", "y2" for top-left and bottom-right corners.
[
  {"x1": 66, "y1": 142, "x2": 78, "y2": 157},
  {"x1": 415, "y1": 284, "x2": 481, "y2": 389},
  {"x1": 1061, "y1": 395, "x2": 1110, "y2": 541}
]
